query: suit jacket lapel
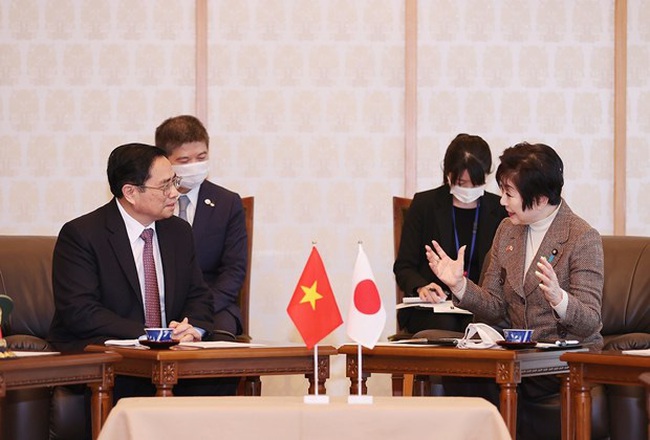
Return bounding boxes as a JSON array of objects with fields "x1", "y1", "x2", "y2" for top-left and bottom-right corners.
[
  {"x1": 523, "y1": 202, "x2": 570, "y2": 296},
  {"x1": 156, "y1": 219, "x2": 177, "y2": 314},
  {"x1": 105, "y1": 199, "x2": 142, "y2": 306},
  {"x1": 503, "y1": 226, "x2": 526, "y2": 297},
  {"x1": 191, "y1": 182, "x2": 213, "y2": 239}
]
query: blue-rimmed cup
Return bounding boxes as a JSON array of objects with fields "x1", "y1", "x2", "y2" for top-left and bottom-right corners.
[
  {"x1": 503, "y1": 329, "x2": 534, "y2": 343},
  {"x1": 144, "y1": 327, "x2": 173, "y2": 342}
]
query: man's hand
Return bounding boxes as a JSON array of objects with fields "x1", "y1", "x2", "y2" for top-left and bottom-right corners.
[{"x1": 169, "y1": 317, "x2": 201, "y2": 342}]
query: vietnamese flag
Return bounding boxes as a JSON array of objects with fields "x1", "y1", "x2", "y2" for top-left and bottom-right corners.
[
  {"x1": 287, "y1": 246, "x2": 343, "y2": 349},
  {"x1": 346, "y1": 243, "x2": 386, "y2": 348}
]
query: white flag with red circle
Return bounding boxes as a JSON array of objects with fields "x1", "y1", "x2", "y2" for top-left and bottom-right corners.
[{"x1": 346, "y1": 243, "x2": 386, "y2": 348}]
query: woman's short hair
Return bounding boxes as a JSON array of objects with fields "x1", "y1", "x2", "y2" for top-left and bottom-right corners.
[
  {"x1": 496, "y1": 142, "x2": 564, "y2": 210},
  {"x1": 442, "y1": 133, "x2": 493, "y2": 186}
]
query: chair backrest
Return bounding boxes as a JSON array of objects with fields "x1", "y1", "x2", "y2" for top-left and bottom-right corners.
[
  {"x1": 0, "y1": 235, "x2": 56, "y2": 339},
  {"x1": 393, "y1": 196, "x2": 412, "y2": 326},
  {"x1": 239, "y1": 196, "x2": 254, "y2": 338}
]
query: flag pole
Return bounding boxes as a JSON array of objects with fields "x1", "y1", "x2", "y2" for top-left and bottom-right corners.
[
  {"x1": 357, "y1": 343, "x2": 362, "y2": 396},
  {"x1": 347, "y1": 239, "x2": 375, "y2": 405},
  {"x1": 314, "y1": 344, "x2": 319, "y2": 396},
  {"x1": 304, "y1": 344, "x2": 329, "y2": 404}
]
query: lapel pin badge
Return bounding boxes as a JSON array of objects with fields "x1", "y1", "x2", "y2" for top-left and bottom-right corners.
[
  {"x1": 548, "y1": 248, "x2": 558, "y2": 263},
  {"x1": 506, "y1": 245, "x2": 513, "y2": 252},
  {"x1": 204, "y1": 198, "x2": 215, "y2": 207}
]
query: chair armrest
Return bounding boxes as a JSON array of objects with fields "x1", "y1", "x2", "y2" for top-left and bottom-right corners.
[
  {"x1": 603, "y1": 333, "x2": 650, "y2": 351},
  {"x1": 235, "y1": 333, "x2": 252, "y2": 343},
  {"x1": 388, "y1": 332, "x2": 414, "y2": 341},
  {"x1": 5, "y1": 334, "x2": 54, "y2": 351}
]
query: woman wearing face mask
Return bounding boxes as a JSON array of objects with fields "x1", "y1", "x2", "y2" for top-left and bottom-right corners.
[{"x1": 393, "y1": 133, "x2": 507, "y2": 334}]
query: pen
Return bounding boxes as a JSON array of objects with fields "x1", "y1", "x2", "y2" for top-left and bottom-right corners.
[{"x1": 555, "y1": 340, "x2": 579, "y2": 346}]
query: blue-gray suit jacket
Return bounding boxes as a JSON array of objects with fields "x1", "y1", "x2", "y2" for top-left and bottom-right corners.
[{"x1": 193, "y1": 180, "x2": 247, "y2": 334}]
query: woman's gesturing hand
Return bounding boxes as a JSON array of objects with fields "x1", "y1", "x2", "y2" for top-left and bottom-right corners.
[{"x1": 425, "y1": 240, "x2": 466, "y2": 294}]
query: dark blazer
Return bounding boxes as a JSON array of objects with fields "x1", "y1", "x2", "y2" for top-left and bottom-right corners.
[
  {"x1": 48, "y1": 199, "x2": 213, "y2": 352},
  {"x1": 458, "y1": 201, "x2": 604, "y2": 348},
  {"x1": 393, "y1": 186, "x2": 507, "y2": 334},
  {"x1": 394, "y1": 185, "x2": 507, "y2": 296},
  {"x1": 193, "y1": 180, "x2": 247, "y2": 334}
]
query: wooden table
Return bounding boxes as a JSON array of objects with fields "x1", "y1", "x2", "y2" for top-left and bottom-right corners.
[
  {"x1": 339, "y1": 343, "x2": 579, "y2": 440},
  {"x1": 561, "y1": 351, "x2": 650, "y2": 440},
  {"x1": 0, "y1": 352, "x2": 121, "y2": 440},
  {"x1": 86, "y1": 344, "x2": 337, "y2": 396},
  {"x1": 98, "y1": 395, "x2": 511, "y2": 440}
]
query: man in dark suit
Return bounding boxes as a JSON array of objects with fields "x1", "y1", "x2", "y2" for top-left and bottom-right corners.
[
  {"x1": 47, "y1": 144, "x2": 219, "y2": 439},
  {"x1": 48, "y1": 143, "x2": 213, "y2": 353},
  {"x1": 155, "y1": 115, "x2": 248, "y2": 337}
]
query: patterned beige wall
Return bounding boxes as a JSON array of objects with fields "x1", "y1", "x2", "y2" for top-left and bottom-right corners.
[
  {"x1": 418, "y1": 0, "x2": 617, "y2": 233},
  {"x1": 206, "y1": 0, "x2": 404, "y2": 396},
  {"x1": 627, "y1": 0, "x2": 650, "y2": 235},
  {"x1": 0, "y1": 0, "x2": 648, "y2": 398}
]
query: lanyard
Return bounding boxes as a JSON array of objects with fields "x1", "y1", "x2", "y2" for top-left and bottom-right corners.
[{"x1": 451, "y1": 198, "x2": 480, "y2": 279}]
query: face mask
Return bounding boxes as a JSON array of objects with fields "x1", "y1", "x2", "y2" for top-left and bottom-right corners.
[
  {"x1": 172, "y1": 161, "x2": 209, "y2": 190},
  {"x1": 449, "y1": 184, "x2": 485, "y2": 204}
]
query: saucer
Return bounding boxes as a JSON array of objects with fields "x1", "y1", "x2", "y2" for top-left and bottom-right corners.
[
  {"x1": 139, "y1": 339, "x2": 180, "y2": 349},
  {"x1": 497, "y1": 340, "x2": 537, "y2": 349}
]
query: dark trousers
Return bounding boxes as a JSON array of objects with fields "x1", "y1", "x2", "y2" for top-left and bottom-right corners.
[
  {"x1": 113, "y1": 376, "x2": 240, "y2": 401},
  {"x1": 442, "y1": 375, "x2": 562, "y2": 440}
]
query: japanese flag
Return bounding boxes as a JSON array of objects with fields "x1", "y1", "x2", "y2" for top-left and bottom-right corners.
[{"x1": 346, "y1": 244, "x2": 386, "y2": 348}]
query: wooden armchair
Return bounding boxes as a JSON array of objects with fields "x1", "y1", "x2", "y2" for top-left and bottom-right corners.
[
  {"x1": 236, "y1": 196, "x2": 254, "y2": 342},
  {"x1": 391, "y1": 196, "x2": 425, "y2": 396},
  {"x1": 236, "y1": 196, "x2": 260, "y2": 395},
  {"x1": 391, "y1": 196, "x2": 413, "y2": 340}
]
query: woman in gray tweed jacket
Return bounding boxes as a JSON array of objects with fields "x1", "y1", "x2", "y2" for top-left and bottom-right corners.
[{"x1": 426, "y1": 141, "x2": 603, "y2": 440}]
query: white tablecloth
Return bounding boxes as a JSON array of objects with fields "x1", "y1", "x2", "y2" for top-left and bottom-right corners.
[{"x1": 98, "y1": 395, "x2": 510, "y2": 440}]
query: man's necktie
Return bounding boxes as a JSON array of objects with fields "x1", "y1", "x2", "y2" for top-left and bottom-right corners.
[
  {"x1": 178, "y1": 195, "x2": 190, "y2": 222},
  {"x1": 140, "y1": 228, "x2": 162, "y2": 328}
]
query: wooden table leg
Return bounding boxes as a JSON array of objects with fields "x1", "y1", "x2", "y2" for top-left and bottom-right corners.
[
  {"x1": 499, "y1": 382, "x2": 518, "y2": 440},
  {"x1": 90, "y1": 362, "x2": 114, "y2": 440},
  {"x1": 306, "y1": 355, "x2": 330, "y2": 395},
  {"x1": 348, "y1": 371, "x2": 369, "y2": 395},
  {"x1": 152, "y1": 361, "x2": 176, "y2": 397},
  {"x1": 573, "y1": 381, "x2": 592, "y2": 440},
  {"x1": 391, "y1": 373, "x2": 405, "y2": 396},
  {"x1": 90, "y1": 383, "x2": 113, "y2": 440},
  {"x1": 413, "y1": 375, "x2": 430, "y2": 396},
  {"x1": 244, "y1": 376, "x2": 262, "y2": 396}
]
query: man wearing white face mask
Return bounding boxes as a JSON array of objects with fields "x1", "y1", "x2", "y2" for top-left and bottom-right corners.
[
  {"x1": 394, "y1": 133, "x2": 507, "y2": 335},
  {"x1": 155, "y1": 115, "x2": 248, "y2": 340}
]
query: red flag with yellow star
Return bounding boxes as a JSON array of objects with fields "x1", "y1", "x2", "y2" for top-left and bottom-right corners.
[{"x1": 287, "y1": 246, "x2": 343, "y2": 349}]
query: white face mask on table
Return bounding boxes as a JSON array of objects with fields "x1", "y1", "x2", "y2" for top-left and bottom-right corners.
[
  {"x1": 172, "y1": 161, "x2": 209, "y2": 190},
  {"x1": 449, "y1": 184, "x2": 485, "y2": 204}
]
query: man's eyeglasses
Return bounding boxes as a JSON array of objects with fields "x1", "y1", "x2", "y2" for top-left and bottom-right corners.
[{"x1": 139, "y1": 175, "x2": 182, "y2": 196}]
